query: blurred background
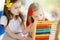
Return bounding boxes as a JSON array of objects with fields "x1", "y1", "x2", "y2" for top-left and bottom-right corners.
[{"x1": 0, "y1": 0, "x2": 60, "y2": 40}]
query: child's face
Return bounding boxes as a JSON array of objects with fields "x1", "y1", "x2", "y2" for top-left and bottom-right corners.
[
  {"x1": 10, "y1": 1, "x2": 21, "y2": 16},
  {"x1": 32, "y1": 9, "x2": 44, "y2": 21}
]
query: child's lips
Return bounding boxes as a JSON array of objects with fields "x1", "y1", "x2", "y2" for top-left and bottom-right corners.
[{"x1": 38, "y1": 20, "x2": 43, "y2": 21}]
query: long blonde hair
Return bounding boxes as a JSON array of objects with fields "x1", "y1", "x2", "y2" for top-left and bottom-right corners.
[{"x1": 27, "y1": 3, "x2": 44, "y2": 25}]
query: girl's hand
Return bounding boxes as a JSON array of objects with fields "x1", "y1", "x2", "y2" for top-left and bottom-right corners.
[{"x1": 22, "y1": 30, "x2": 27, "y2": 34}]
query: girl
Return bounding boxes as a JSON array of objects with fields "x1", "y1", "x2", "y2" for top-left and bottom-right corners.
[
  {"x1": 0, "y1": 0, "x2": 30, "y2": 40},
  {"x1": 26, "y1": 3, "x2": 48, "y2": 38}
]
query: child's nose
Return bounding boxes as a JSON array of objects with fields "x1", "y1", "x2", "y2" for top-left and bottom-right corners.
[
  {"x1": 38, "y1": 16, "x2": 40, "y2": 20},
  {"x1": 40, "y1": 14, "x2": 42, "y2": 16},
  {"x1": 17, "y1": 9, "x2": 20, "y2": 12}
]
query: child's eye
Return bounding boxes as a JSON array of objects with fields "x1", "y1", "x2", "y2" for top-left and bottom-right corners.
[
  {"x1": 15, "y1": 7, "x2": 21, "y2": 9},
  {"x1": 35, "y1": 16, "x2": 38, "y2": 18},
  {"x1": 15, "y1": 7, "x2": 18, "y2": 9}
]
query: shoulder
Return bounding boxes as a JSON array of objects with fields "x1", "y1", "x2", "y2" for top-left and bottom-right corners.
[
  {"x1": 0, "y1": 15, "x2": 8, "y2": 25},
  {"x1": 1, "y1": 15, "x2": 7, "y2": 20}
]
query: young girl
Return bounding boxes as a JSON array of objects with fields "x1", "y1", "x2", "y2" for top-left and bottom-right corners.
[
  {"x1": 0, "y1": 0, "x2": 30, "y2": 40},
  {"x1": 26, "y1": 3, "x2": 48, "y2": 38}
]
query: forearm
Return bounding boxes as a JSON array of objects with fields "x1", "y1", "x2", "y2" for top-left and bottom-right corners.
[
  {"x1": 21, "y1": 23, "x2": 27, "y2": 33},
  {"x1": 4, "y1": 26, "x2": 21, "y2": 40},
  {"x1": 7, "y1": 31, "x2": 20, "y2": 40}
]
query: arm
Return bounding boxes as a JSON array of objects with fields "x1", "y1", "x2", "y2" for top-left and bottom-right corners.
[
  {"x1": 27, "y1": 23, "x2": 34, "y2": 37},
  {"x1": 4, "y1": 25, "x2": 21, "y2": 40},
  {"x1": 21, "y1": 22, "x2": 28, "y2": 34},
  {"x1": 0, "y1": 16, "x2": 22, "y2": 40}
]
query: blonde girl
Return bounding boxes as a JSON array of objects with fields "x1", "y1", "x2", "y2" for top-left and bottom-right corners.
[{"x1": 26, "y1": 3, "x2": 47, "y2": 38}]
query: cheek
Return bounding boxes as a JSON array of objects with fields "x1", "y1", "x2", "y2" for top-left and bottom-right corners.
[
  {"x1": 40, "y1": 15, "x2": 43, "y2": 18},
  {"x1": 11, "y1": 9, "x2": 16, "y2": 14},
  {"x1": 39, "y1": 15, "x2": 43, "y2": 19},
  {"x1": 13, "y1": 9, "x2": 17, "y2": 13},
  {"x1": 11, "y1": 8, "x2": 18, "y2": 14},
  {"x1": 32, "y1": 16, "x2": 38, "y2": 20},
  {"x1": 10, "y1": 8, "x2": 15, "y2": 14}
]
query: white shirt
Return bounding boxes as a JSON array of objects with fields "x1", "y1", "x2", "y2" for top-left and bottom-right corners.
[
  {"x1": 0, "y1": 16, "x2": 22, "y2": 33},
  {"x1": 0, "y1": 16, "x2": 28, "y2": 37}
]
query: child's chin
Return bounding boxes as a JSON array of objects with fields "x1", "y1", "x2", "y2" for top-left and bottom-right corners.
[
  {"x1": 15, "y1": 13, "x2": 19, "y2": 15},
  {"x1": 38, "y1": 20, "x2": 42, "y2": 21}
]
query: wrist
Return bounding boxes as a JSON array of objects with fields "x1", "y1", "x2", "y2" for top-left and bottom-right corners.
[{"x1": 15, "y1": 36, "x2": 21, "y2": 40}]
